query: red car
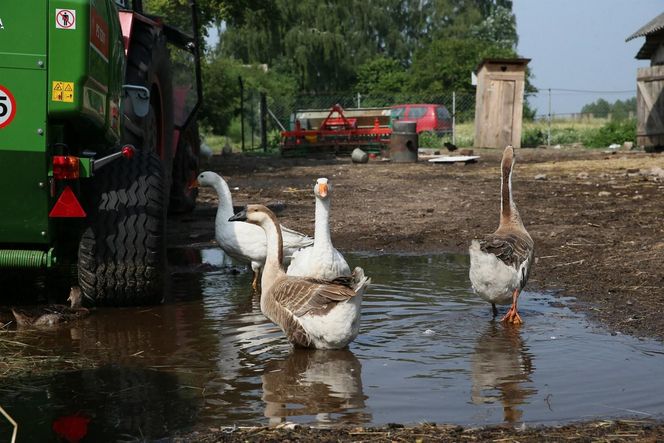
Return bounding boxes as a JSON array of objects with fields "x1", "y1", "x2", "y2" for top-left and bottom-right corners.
[{"x1": 390, "y1": 104, "x2": 452, "y2": 136}]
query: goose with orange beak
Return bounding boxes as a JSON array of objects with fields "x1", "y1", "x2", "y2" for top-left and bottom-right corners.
[{"x1": 287, "y1": 178, "x2": 351, "y2": 281}]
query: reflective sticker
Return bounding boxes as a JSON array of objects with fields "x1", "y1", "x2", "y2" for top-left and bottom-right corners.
[
  {"x1": 55, "y1": 9, "x2": 76, "y2": 29},
  {"x1": 0, "y1": 84, "x2": 16, "y2": 129},
  {"x1": 52, "y1": 81, "x2": 75, "y2": 103}
]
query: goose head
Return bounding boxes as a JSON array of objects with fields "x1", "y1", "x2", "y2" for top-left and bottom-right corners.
[
  {"x1": 314, "y1": 177, "x2": 330, "y2": 200},
  {"x1": 501, "y1": 145, "x2": 515, "y2": 178},
  {"x1": 195, "y1": 171, "x2": 222, "y2": 188},
  {"x1": 228, "y1": 204, "x2": 275, "y2": 227}
]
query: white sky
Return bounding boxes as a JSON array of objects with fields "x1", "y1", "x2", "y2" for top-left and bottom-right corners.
[{"x1": 512, "y1": 0, "x2": 662, "y2": 116}]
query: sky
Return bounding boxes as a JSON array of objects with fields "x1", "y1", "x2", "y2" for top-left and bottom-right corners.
[{"x1": 512, "y1": 0, "x2": 662, "y2": 116}]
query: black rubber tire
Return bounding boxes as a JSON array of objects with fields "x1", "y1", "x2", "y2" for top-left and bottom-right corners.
[
  {"x1": 78, "y1": 149, "x2": 166, "y2": 306},
  {"x1": 75, "y1": 26, "x2": 174, "y2": 306},
  {"x1": 169, "y1": 123, "x2": 200, "y2": 213},
  {"x1": 122, "y1": 25, "x2": 174, "y2": 186}
]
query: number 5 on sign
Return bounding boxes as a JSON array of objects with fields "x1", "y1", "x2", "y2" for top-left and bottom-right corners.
[{"x1": 0, "y1": 85, "x2": 17, "y2": 129}]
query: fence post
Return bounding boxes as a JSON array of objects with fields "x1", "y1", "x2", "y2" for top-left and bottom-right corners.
[
  {"x1": 357, "y1": 92, "x2": 361, "y2": 108},
  {"x1": 547, "y1": 88, "x2": 551, "y2": 147},
  {"x1": 260, "y1": 92, "x2": 268, "y2": 152},
  {"x1": 239, "y1": 76, "x2": 245, "y2": 152},
  {"x1": 452, "y1": 91, "x2": 456, "y2": 145}
]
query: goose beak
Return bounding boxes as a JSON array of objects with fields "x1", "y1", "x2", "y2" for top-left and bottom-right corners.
[
  {"x1": 188, "y1": 179, "x2": 199, "y2": 190},
  {"x1": 318, "y1": 183, "x2": 328, "y2": 198},
  {"x1": 229, "y1": 209, "x2": 247, "y2": 222}
]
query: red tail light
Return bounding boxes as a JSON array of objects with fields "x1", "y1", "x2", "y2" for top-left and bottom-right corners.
[
  {"x1": 49, "y1": 186, "x2": 87, "y2": 218},
  {"x1": 53, "y1": 156, "x2": 80, "y2": 180}
]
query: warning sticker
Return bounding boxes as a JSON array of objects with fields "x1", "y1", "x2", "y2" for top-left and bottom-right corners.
[
  {"x1": 55, "y1": 9, "x2": 76, "y2": 30},
  {"x1": 0, "y1": 84, "x2": 17, "y2": 129},
  {"x1": 52, "y1": 81, "x2": 75, "y2": 103}
]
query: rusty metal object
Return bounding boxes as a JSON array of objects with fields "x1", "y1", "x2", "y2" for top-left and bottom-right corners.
[{"x1": 389, "y1": 121, "x2": 418, "y2": 162}]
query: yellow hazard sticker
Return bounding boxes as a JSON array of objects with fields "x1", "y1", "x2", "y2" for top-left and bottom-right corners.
[{"x1": 52, "y1": 81, "x2": 74, "y2": 103}]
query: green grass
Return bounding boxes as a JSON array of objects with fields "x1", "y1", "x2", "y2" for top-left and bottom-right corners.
[{"x1": 418, "y1": 118, "x2": 633, "y2": 150}]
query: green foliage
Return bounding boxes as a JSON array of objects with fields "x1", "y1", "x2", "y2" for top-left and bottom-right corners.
[
  {"x1": 581, "y1": 97, "x2": 636, "y2": 121},
  {"x1": 356, "y1": 57, "x2": 409, "y2": 95},
  {"x1": 470, "y1": 5, "x2": 518, "y2": 50},
  {"x1": 200, "y1": 58, "x2": 241, "y2": 134},
  {"x1": 582, "y1": 120, "x2": 636, "y2": 148},
  {"x1": 409, "y1": 38, "x2": 516, "y2": 95},
  {"x1": 521, "y1": 127, "x2": 545, "y2": 147}
]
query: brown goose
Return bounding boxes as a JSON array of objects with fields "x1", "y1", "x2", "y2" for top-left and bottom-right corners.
[
  {"x1": 229, "y1": 205, "x2": 370, "y2": 349},
  {"x1": 12, "y1": 286, "x2": 90, "y2": 328},
  {"x1": 469, "y1": 146, "x2": 534, "y2": 324}
]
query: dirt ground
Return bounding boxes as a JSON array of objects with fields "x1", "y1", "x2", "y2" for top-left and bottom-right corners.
[{"x1": 170, "y1": 146, "x2": 664, "y2": 442}]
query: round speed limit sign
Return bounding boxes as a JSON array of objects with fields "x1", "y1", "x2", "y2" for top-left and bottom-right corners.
[{"x1": 0, "y1": 85, "x2": 17, "y2": 129}]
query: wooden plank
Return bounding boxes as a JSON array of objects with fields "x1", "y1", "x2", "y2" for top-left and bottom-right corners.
[{"x1": 636, "y1": 65, "x2": 664, "y2": 146}]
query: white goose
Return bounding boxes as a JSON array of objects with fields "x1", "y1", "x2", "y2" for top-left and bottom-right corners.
[
  {"x1": 469, "y1": 146, "x2": 534, "y2": 324},
  {"x1": 287, "y1": 178, "x2": 351, "y2": 280},
  {"x1": 196, "y1": 171, "x2": 313, "y2": 291},
  {"x1": 229, "y1": 205, "x2": 370, "y2": 349}
]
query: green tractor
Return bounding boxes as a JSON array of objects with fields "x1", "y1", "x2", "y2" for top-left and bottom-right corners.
[{"x1": 0, "y1": 0, "x2": 203, "y2": 305}]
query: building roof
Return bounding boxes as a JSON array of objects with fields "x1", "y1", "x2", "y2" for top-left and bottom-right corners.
[
  {"x1": 626, "y1": 12, "x2": 664, "y2": 60},
  {"x1": 626, "y1": 12, "x2": 664, "y2": 42},
  {"x1": 475, "y1": 58, "x2": 530, "y2": 71}
]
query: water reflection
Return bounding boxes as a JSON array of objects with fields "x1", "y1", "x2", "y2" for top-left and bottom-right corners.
[
  {"x1": 470, "y1": 322, "x2": 536, "y2": 423},
  {"x1": 2, "y1": 365, "x2": 199, "y2": 442},
  {"x1": 262, "y1": 348, "x2": 370, "y2": 426}
]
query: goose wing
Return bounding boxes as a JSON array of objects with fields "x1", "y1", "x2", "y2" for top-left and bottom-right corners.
[
  {"x1": 479, "y1": 232, "x2": 534, "y2": 286},
  {"x1": 272, "y1": 277, "x2": 356, "y2": 318}
]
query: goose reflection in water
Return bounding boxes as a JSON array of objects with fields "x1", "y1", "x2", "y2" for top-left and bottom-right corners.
[
  {"x1": 261, "y1": 348, "x2": 370, "y2": 426},
  {"x1": 470, "y1": 322, "x2": 536, "y2": 423}
]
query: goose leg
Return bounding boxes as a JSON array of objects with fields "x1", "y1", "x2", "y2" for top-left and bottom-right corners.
[
  {"x1": 492, "y1": 303, "x2": 498, "y2": 318},
  {"x1": 250, "y1": 262, "x2": 261, "y2": 293},
  {"x1": 501, "y1": 289, "x2": 522, "y2": 324},
  {"x1": 251, "y1": 271, "x2": 259, "y2": 292}
]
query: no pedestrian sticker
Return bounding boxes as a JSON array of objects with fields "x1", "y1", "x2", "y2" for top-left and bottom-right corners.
[
  {"x1": 52, "y1": 81, "x2": 75, "y2": 103},
  {"x1": 0, "y1": 85, "x2": 17, "y2": 129},
  {"x1": 55, "y1": 9, "x2": 76, "y2": 29}
]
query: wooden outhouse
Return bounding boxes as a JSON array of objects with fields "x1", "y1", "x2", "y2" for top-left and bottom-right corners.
[
  {"x1": 474, "y1": 58, "x2": 530, "y2": 149},
  {"x1": 626, "y1": 12, "x2": 664, "y2": 150}
]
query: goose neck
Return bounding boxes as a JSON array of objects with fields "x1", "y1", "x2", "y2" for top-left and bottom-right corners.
[
  {"x1": 260, "y1": 213, "x2": 285, "y2": 288},
  {"x1": 500, "y1": 164, "x2": 524, "y2": 228},
  {"x1": 314, "y1": 197, "x2": 332, "y2": 248},
  {"x1": 213, "y1": 179, "x2": 235, "y2": 221}
]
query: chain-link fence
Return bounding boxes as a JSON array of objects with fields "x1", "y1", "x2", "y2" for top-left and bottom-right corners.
[{"x1": 233, "y1": 88, "x2": 637, "y2": 152}]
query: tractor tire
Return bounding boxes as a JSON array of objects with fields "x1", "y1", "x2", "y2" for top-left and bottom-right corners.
[
  {"x1": 169, "y1": 123, "x2": 200, "y2": 213},
  {"x1": 77, "y1": 149, "x2": 167, "y2": 306},
  {"x1": 122, "y1": 25, "x2": 174, "y2": 188}
]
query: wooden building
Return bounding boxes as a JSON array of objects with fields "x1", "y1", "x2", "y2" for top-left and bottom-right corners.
[
  {"x1": 473, "y1": 58, "x2": 530, "y2": 149},
  {"x1": 627, "y1": 12, "x2": 664, "y2": 150}
]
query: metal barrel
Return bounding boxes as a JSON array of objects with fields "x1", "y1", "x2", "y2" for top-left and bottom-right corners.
[{"x1": 389, "y1": 121, "x2": 418, "y2": 162}]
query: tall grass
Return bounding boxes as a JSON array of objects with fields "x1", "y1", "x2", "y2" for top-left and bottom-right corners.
[{"x1": 418, "y1": 118, "x2": 636, "y2": 150}]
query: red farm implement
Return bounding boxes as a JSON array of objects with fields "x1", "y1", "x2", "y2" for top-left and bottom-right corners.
[{"x1": 280, "y1": 104, "x2": 392, "y2": 156}]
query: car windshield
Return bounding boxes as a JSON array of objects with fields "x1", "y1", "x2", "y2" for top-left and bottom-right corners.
[
  {"x1": 408, "y1": 106, "x2": 428, "y2": 118},
  {"x1": 391, "y1": 107, "x2": 406, "y2": 119}
]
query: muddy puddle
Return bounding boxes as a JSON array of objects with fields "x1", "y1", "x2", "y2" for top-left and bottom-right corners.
[{"x1": 1, "y1": 250, "x2": 664, "y2": 441}]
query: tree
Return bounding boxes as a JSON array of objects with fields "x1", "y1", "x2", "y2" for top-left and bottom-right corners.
[
  {"x1": 355, "y1": 57, "x2": 409, "y2": 95},
  {"x1": 581, "y1": 98, "x2": 611, "y2": 118},
  {"x1": 409, "y1": 38, "x2": 516, "y2": 94}
]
